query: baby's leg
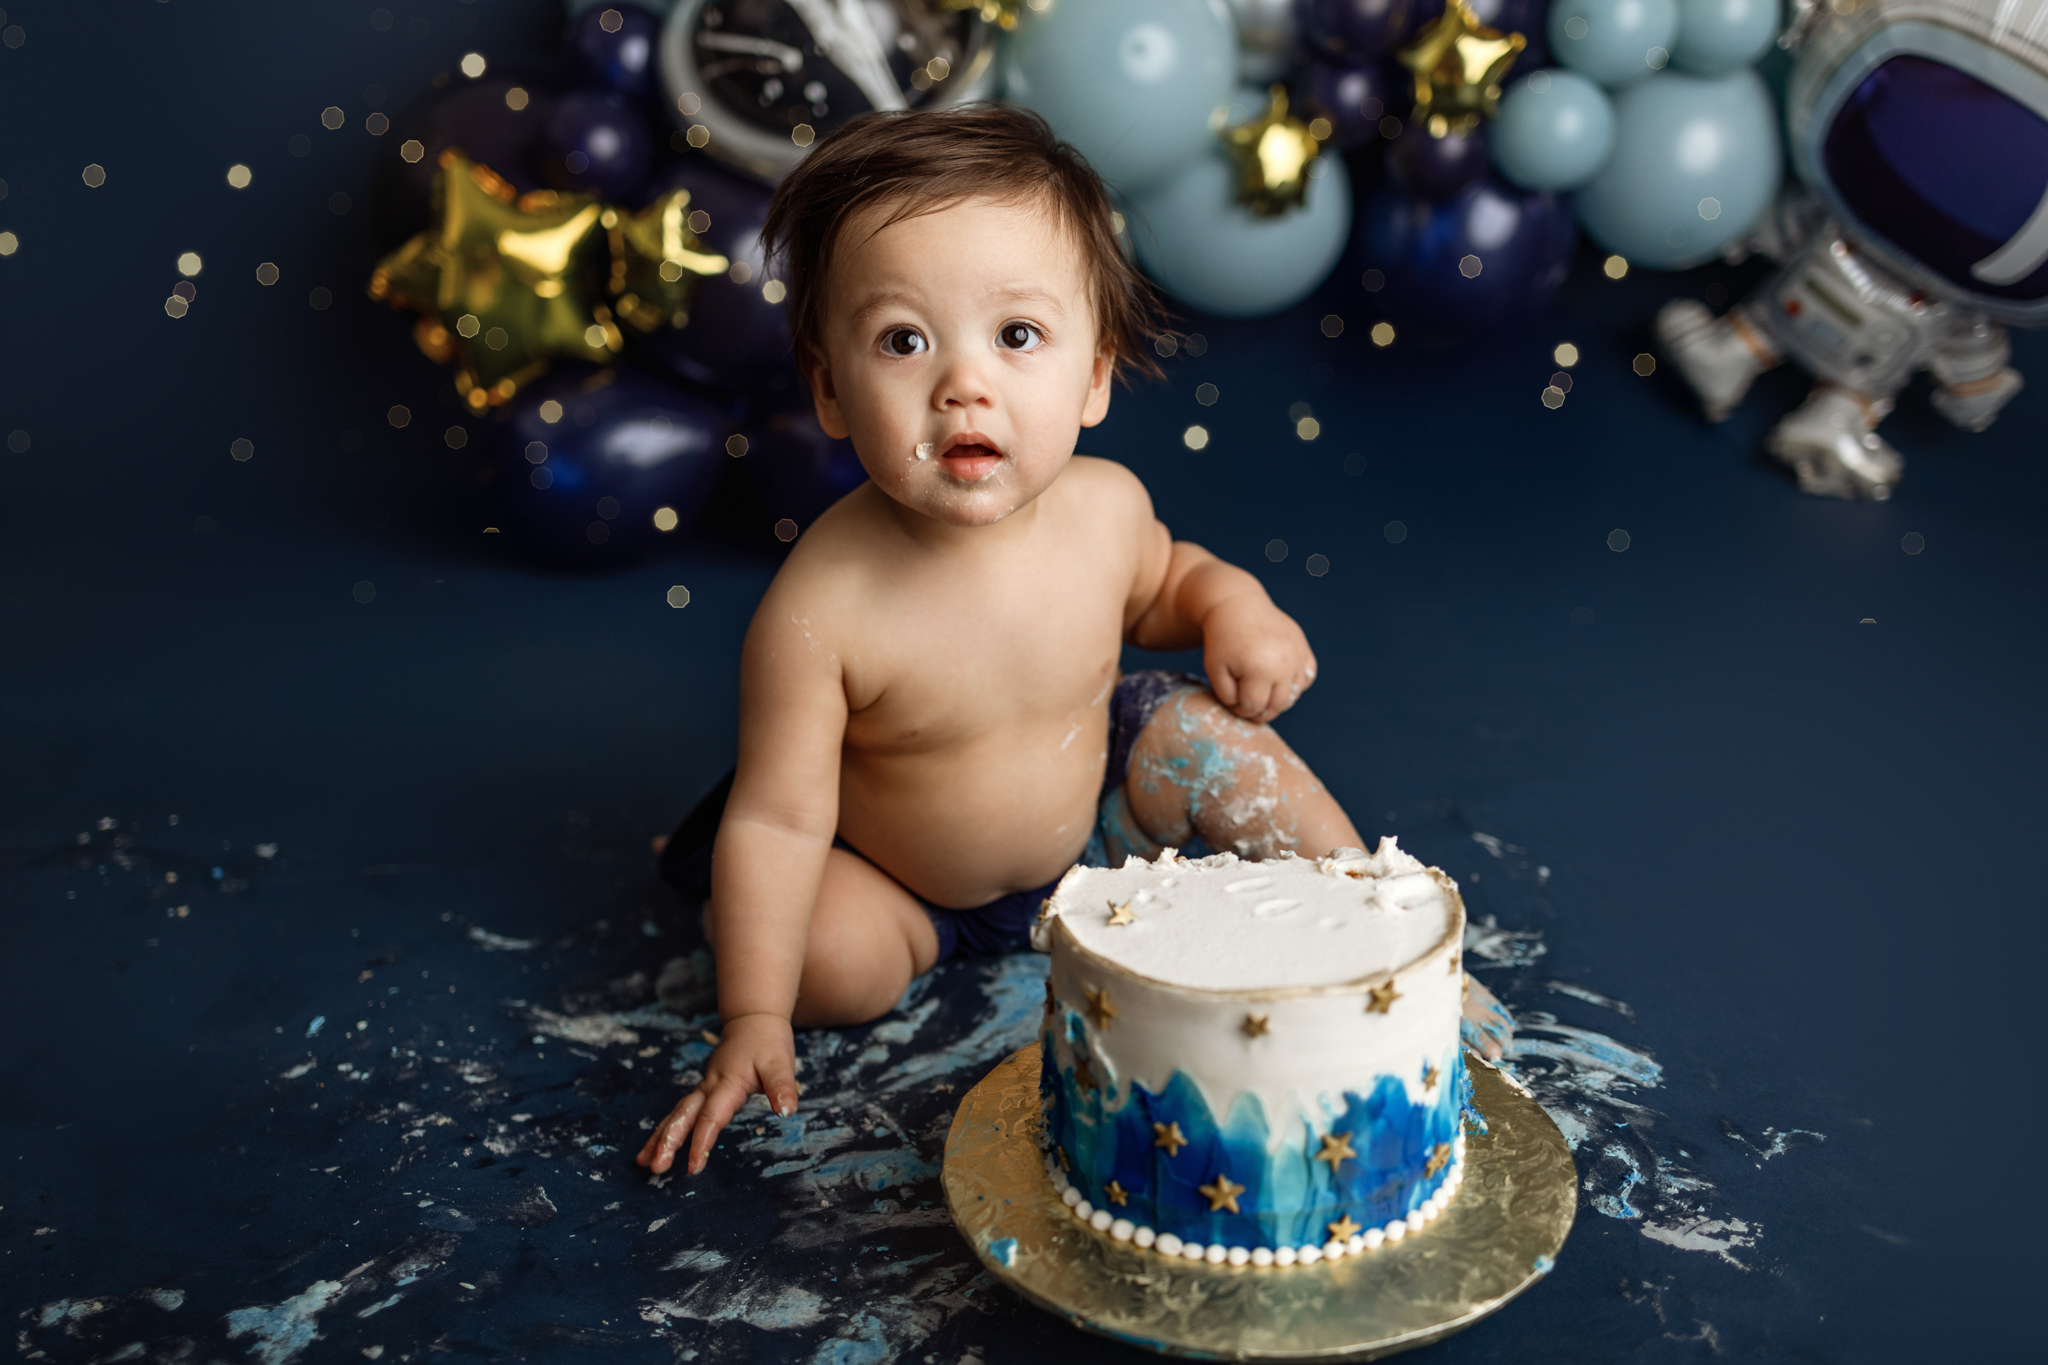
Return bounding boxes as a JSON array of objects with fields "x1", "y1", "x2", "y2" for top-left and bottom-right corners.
[
  {"x1": 1118, "y1": 687, "x2": 1363, "y2": 861},
  {"x1": 789, "y1": 848, "x2": 940, "y2": 1027}
]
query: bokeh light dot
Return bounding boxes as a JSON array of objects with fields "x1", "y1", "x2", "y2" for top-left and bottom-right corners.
[
  {"x1": 387, "y1": 405, "x2": 410, "y2": 428},
  {"x1": 537, "y1": 399, "x2": 562, "y2": 423},
  {"x1": 1603, "y1": 254, "x2": 1629, "y2": 279},
  {"x1": 81, "y1": 164, "x2": 106, "y2": 188},
  {"x1": 725, "y1": 435, "x2": 749, "y2": 458},
  {"x1": 1384, "y1": 520, "x2": 1408, "y2": 544},
  {"x1": 1608, "y1": 528, "x2": 1631, "y2": 552},
  {"x1": 177, "y1": 252, "x2": 203, "y2": 276},
  {"x1": 1195, "y1": 383, "x2": 1219, "y2": 406},
  {"x1": 1183, "y1": 424, "x2": 1210, "y2": 450},
  {"x1": 353, "y1": 580, "x2": 376, "y2": 604},
  {"x1": 256, "y1": 262, "x2": 279, "y2": 285},
  {"x1": 1370, "y1": 322, "x2": 1395, "y2": 347},
  {"x1": 6, "y1": 430, "x2": 29, "y2": 453},
  {"x1": 227, "y1": 164, "x2": 253, "y2": 189},
  {"x1": 1902, "y1": 532, "x2": 1925, "y2": 555},
  {"x1": 444, "y1": 426, "x2": 468, "y2": 449},
  {"x1": 774, "y1": 518, "x2": 799, "y2": 542},
  {"x1": 0, "y1": 232, "x2": 17, "y2": 257},
  {"x1": 1320, "y1": 315, "x2": 1344, "y2": 337},
  {"x1": 665, "y1": 585, "x2": 692, "y2": 609},
  {"x1": 653, "y1": 506, "x2": 680, "y2": 532},
  {"x1": 1296, "y1": 416, "x2": 1321, "y2": 440},
  {"x1": 1265, "y1": 539, "x2": 1288, "y2": 562},
  {"x1": 366, "y1": 113, "x2": 390, "y2": 136},
  {"x1": 231, "y1": 438, "x2": 254, "y2": 461},
  {"x1": 459, "y1": 52, "x2": 487, "y2": 79},
  {"x1": 1306, "y1": 554, "x2": 1330, "y2": 577},
  {"x1": 399, "y1": 139, "x2": 426, "y2": 164},
  {"x1": 505, "y1": 87, "x2": 530, "y2": 112},
  {"x1": 1633, "y1": 352, "x2": 1657, "y2": 375},
  {"x1": 1554, "y1": 342, "x2": 1579, "y2": 367}
]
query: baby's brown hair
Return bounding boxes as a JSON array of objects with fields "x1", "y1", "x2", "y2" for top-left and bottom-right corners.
[{"x1": 760, "y1": 103, "x2": 1167, "y2": 384}]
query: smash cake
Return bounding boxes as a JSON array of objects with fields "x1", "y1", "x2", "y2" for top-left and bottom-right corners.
[{"x1": 1030, "y1": 839, "x2": 1470, "y2": 1268}]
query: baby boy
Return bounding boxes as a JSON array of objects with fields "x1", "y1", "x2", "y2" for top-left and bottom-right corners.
[{"x1": 638, "y1": 105, "x2": 1505, "y2": 1178}]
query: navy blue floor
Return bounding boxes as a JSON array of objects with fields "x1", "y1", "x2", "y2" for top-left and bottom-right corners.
[{"x1": 4, "y1": 3, "x2": 2043, "y2": 1361}]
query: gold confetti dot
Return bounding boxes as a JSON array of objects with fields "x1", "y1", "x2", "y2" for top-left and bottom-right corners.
[
  {"x1": 725, "y1": 434, "x2": 749, "y2": 458},
  {"x1": 761, "y1": 279, "x2": 786, "y2": 304},
  {"x1": 1296, "y1": 416, "x2": 1321, "y2": 440},
  {"x1": 164, "y1": 296, "x2": 189, "y2": 318},
  {"x1": 1554, "y1": 342, "x2": 1579, "y2": 368},
  {"x1": 1541, "y1": 385, "x2": 1565, "y2": 408},
  {"x1": 505, "y1": 87, "x2": 530, "y2": 112},
  {"x1": 665, "y1": 585, "x2": 692, "y2": 608},
  {"x1": 321, "y1": 106, "x2": 345, "y2": 130},
  {"x1": 685, "y1": 124, "x2": 710, "y2": 149},
  {"x1": 583, "y1": 324, "x2": 609, "y2": 348},
  {"x1": 387, "y1": 405, "x2": 411, "y2": 428},
  {"x1": 256, "y1": 262, "x2": 279, "y2": 285},
  {"x1": 1632, "y1": 352, "x2": 1656, "y2": 376},
  {"x1": 1370, "y1": 322, "x2": 1395, "y2": 347},
  {"x1": 227, "y1": 164, "x2": 253, "y2": 189},
  {"x1": 1183, "y1": 424, "x2": 1210, "y2": 450},
  {"x1": 1603, "y1": 254, "x2": 1629, "y2": 280},
  {"x1": 81, "y1": 164, "x2": 106, "y2": 188},
  {"x1": 538, "y1": 400, "x2": 563, "y2": 424},
  {"x1": 653, "y1": 506, "x2": 679, "y2": 532},
  {"x1": 0, "y1": 232, "x2": 17, "y2": 257},
  {"x1": 459, "y1": 53, "x2": 486, "y2": 79},
  {"x1": 728, "y1": 260, "x2": 754, "y2": 284},
  {"x1": 677, "y1": 92, "x2": 703, "y2": 116},
  {"x1": 177, "y1": 252, "x2": 203, "y2": 276},
  {"x1": 600, "y1": 9, "x2": 625, "y2": 34},
  {"x1": 926, "y1": 56, "x2": 951, "y2": 80},
  {"x1": 399, "y1": 139, "x2": 426, "y2": 164},
  {"x1": 231, "y1": 438, "x2": 254, "y2": 461},
  {"x1": 1308, "y1": 116, "x2": 1333, "y2": 140},
  {"x1": 1320, "y1": 314, "x2": 1344, "y2": 337},
  {"x1": 366, "y1": 112, "x2": 390, "y2": 136},
  {"x1": 455, "y1": 313, "x2": 480, "y2": 338},
  {"x1": 791, "y1": 124, "x2": 815, "y2": 148},
  {"x1": 1458, "y1": 254, "x2": 1483, "y2": 278}
]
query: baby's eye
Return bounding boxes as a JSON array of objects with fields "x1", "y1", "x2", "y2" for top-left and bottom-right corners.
[
  {"x1": 996, "y1": 322, "x2": 1043, "y2": 352},
  {"x1": 882, "y1": 327, "x2": 928, "y2": 357}
]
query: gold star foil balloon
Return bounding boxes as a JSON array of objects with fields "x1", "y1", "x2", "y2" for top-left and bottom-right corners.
[
  {"x1": 369, "y1": 153, "x2": 727, "y2": 409},
  {"x1": 1221, "y1": 85, "x2": 1325, "y2": 218},
  {"x1": 1397, "y1": 0, "x2": 1526, "y2": 136},
  {"x1": 940, "y1": 0, "x2": 1036, "y2": 31}
]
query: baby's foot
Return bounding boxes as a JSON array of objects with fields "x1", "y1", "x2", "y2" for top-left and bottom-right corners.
[{"x1": 1460, "y1": 973, "x2": 1514, "y2": 1062}]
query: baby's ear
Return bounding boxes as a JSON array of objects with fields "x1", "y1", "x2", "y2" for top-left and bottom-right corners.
[
  {"x1": 806, "y1": 351, "x2": 851, "y2": 440},
  {"x1": 1079, "y1": 350, "x2": 1113, "y2": 428}
]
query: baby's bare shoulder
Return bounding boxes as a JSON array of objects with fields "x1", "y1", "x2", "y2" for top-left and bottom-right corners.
[
  {"x1": 747, "y1": 493, "x2": 886, "y2": 643},
  {"x1": 1053, "y1": 456, "x2": 1158, "y2": 534}
]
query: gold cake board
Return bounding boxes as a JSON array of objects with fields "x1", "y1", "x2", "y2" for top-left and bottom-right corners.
[{"x1": 941, "y1": 1044, "x2": 1576, "y2": 1361}]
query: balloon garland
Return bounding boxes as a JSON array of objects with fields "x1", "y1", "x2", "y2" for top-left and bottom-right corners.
[{"x1": 365, "y1": 0, "x2": 1800, "y2": 564}]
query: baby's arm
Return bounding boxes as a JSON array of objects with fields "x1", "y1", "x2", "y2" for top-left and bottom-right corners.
[
  {"x1": 1123, "y1": 492, "x2": 1317, "y2": 724},
  {"x1": 635, "y1": 587, "x2": 848, "y2": 1176}
]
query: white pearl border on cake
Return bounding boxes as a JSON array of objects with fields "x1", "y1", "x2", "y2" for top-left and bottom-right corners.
[{"x1": 1042, "y1": 1133, "x2": 1467, "y2": 1268}]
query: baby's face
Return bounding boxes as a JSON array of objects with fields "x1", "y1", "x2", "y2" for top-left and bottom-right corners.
[{"x1": 807, "y1": 195, "x2": 1112, "y2": 528}]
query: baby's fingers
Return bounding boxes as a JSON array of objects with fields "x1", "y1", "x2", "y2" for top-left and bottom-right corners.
[
  {"x1": 686, "y1": 1074, "x2": 752, "y2": 1175},
  {"x1": 637, "y1": 1092, "x2": 705, "y2": 1174}
]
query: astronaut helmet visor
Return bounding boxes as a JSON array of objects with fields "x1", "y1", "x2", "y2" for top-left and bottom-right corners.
[{"x1": 1823, "y1": 54, "x2": 2048, "y2": 303}]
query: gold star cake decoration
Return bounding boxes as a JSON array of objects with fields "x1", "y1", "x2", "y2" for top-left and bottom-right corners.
[
  {"x1": 1199, "y1": 1173, "x2": 1245, "y2": 1214},
  {"x1": 1425, "y1": 1141, "x2": 1453, "y2": 1177},
  {"x1": 1315, "y1": 1131, "x2": 1356, "y2": 1170},
  {"x1": 1106, "y1": 898, "x2": 1136, "y2": 926},
  {"x1": 1221, "y1": 85, "x2": 1325, "y2": 218},
  {"x1": 1084, "y1": 986, "x2": 1117, "y2": 1029},
  {"x1": 1367, "y1": 980, "x2": 1401, "y2": 1014},
  {"x1": 1240, "y1": 1013, "x2": 1270, "y2": 1038},
  {"x1": 1105, "y1": 1180, "x2": 1129, "y2": 1206},
  {"x1": 1074, "y1": 1056, "x2": 1099, "y2": 1093},
  {"x1": 1153, "y1": 1122, "x2": 1188, "y2": 1156},
  {"x1": 1396, "y1": 0, "x2": 1526, "y2": 136},
  {"x1": 1327, "y1": 1214, "x2": 1362, "y2": 1241},
  {"x1": 1423, "y1": 1062, "x2": 1441, "y2": 1092}
]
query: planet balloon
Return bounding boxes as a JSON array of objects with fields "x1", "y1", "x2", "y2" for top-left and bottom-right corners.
[
  {"x1": 1292, "y1": 55, "x2": 1411, "y2": 148},
  {"x1": 742, "y1": 405, "x2": 869, "y2": 532},
  {"x1": 1387, "y1": 122, "x2": 1492, "y2": 202},
  {"x1": 1300, "y1": 0, "x2": 1415, "y2": 64},
  {"x1": 1360, "y1": 176, "x2": 1576, "y2": 342},
  {"x1": 541, "y1": 89, "x2": 654, "y2": 203},
  {"x1": 571, "y1": 3, "x2": 664, "y2": 102}
]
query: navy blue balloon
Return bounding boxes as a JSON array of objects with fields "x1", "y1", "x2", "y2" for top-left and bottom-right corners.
[
  {"x1": 484, "y1": 367, "x2": 727, "y2": 568},
  {"x1": 632, "y1": 158, "x2": 794, "y2": 391},
  {"x1": 374, "y1": 76, "x2": 557, "y2": 248},
  {"x1": 1300, "y1": 0, "x2": 1415, "y2": 64},
  {"x1": 1359, "y1": 176, "x2": 1575, "y2": 343},
  {"x1": 1387, "y1": 121, "x2": 1491, "y2": 201},
  {"x1": 1292, "y1": 56, "x2": 1410, "y2": 147},
  {"x1": 742, "y1": 407, "x2": 869, "y2": 531},
  {"x1": 570, "y1": 3, "x2": 663, "y2": 102},
  {"x1": 541, "y1": 90, "x2": 653, "y2": 203}
]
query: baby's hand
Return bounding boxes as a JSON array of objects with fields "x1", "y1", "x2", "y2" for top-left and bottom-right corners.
[
  {"x1": 1201, "y1": 592, "x2": 1318, "y2": 724},
  {"x1": 636, "y1": 1013, "x2": 800, "y2": 1175}
]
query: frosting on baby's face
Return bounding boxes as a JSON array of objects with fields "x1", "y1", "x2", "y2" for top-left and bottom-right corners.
[{"x1": 805, "y1": 195, "x2": 1112, "y2": 530}]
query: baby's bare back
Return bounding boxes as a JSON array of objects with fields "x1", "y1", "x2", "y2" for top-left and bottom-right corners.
[{"x1": 747, "y1": 458, "x2": 1163, "y2": 909}]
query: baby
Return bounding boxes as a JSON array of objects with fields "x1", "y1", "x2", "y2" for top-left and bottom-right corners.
[{"x1": 638, "y1": 106, "x2": 1507, "y2": 1178}]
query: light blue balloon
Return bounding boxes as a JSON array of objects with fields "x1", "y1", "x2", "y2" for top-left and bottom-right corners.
[
  {"x1": 1671, "y1": 0, "x2": 1778, "y2": 75},
  {"x1": 1574, "y1": 68, "x2": 1782, "y2": 269},
  {"x1": 1491, "y1": 70, "x2": 1617, "y2": 191},
  {"x1": 1549, "y1": 0, "x2": 1680, "y2": 90},
  {"x1": 1128, "y1": 151, "x2": 1352, "y2": 317},
  {"x1": 1000, "y1": 0, "x2": 1238, "y2": 196}
]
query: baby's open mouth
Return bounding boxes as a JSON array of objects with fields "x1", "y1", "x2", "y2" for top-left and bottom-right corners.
[{"x1": 937, "y1": 437, "x2": 1004, "y2": 479}]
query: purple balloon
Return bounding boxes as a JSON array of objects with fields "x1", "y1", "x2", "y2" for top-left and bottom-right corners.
[
  {"x1": 373, "y1": 75, "x2": 558, "y2": 247},
  {"x1": 1292, "y1": 56, "x2": 1411, "y2": 148},
  {"x1": 542, "y1": 89, "x2": 654, "y2": 203},
  {"x1": 631, "y1": 157, "x2": 795, "y2": 391},
  {"x1": 482, "y1": 365, "x2": 729, "y2": 569},
  {"x1": 1299, "y1": 0, "x2": 1416, "y2": 63},
  {"x1": 571, "y1": 3, "x2": 664, "y2": 103},
  {"x1": 742, "y1": 405, "x2": 868, "y2": 531},
  {"x1": 1359, "y1": 176, "x2": 1575, "y2": 343},
  {"x1": 1386, "y1": 121, "x2": 1491, "y2": 201}
]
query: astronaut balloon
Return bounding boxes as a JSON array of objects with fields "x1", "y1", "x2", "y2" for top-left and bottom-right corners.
[{"x1": 1658, "y1": 0, "x2": 2048, "y2": 499}]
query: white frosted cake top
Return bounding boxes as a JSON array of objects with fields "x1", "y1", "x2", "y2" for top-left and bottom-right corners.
[{"x1": 1039, "y1": 841, "x2": 1455, "y2": 990}]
